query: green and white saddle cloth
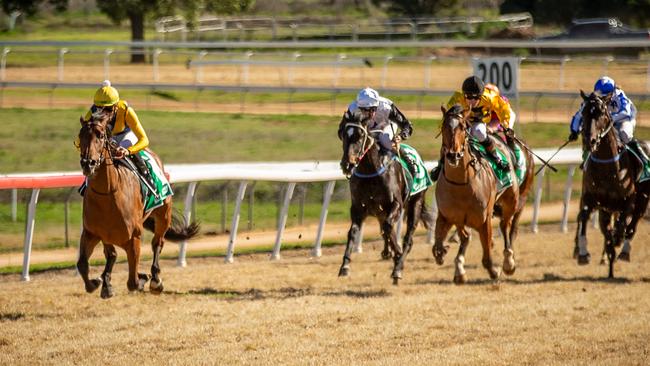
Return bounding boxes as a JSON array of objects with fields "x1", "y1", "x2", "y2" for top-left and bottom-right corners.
[
  {"x1": 626, "y1": 145, "x2": 650, "y2": 183},
  {"x1": 469, "y1": 138, "x2": 526, "y2": 193},
  {"x1": 397, "y1": 143, "x2": 433, "y2": 195},
  {"x1": 139, "y1": 150, "x2": 173, "y2": 212}
]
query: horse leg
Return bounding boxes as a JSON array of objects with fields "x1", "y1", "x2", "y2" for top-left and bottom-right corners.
[
  {"x1": 77, "y1": 229, "x2": 102, "y2": 294},
  {"x1": 499, "y1": 203, "x2": 518, "y2": 276},
  {"x1": 100, "y1": 244, "x2": 117, "y2": 299},
  {"x1": 125, "y1": 235, "x2": 148, "y2": 292},
  {"x1": 453, "y1": 227, "x2": 471, "y2": 284},
  {"x1": 619, "y1": 193, "x2": 648, "y2": 261},
  {"x1": 150, "y1": 206, "x2": 171, "y2": 294},
  {"x1": 379, "y1": 214, "x2": 392, "y2": 260},
  {"x1": 433, "y1": 214, "x2": 452, "y2": 265},
  {"x1": 392, "y1": 200, "x2": 420, "y2": 284},
  {"x1": 598, "y1": 210, "x2": 616, "y2": 279},
  {"x1": 338, "y1": 207, "x2": 364, "y2": 277},
  {"x1": 383, "y1": 204, "x2": 403, "y2": 285},
  {"x1": 478, "y1": 221, "x2": 500, "y2": 280},
  {"x1": 575, "y1": 204, "x2": 593, "y2": 265}
]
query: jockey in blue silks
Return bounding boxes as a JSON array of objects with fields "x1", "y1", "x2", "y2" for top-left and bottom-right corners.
[{"x1": 568, "y1": 76, "x2": 648, "y2": 165}]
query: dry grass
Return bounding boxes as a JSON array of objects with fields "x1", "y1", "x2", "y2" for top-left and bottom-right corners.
[{"x1": 1, "y1": 223, "x2": 649, "y2": 365}]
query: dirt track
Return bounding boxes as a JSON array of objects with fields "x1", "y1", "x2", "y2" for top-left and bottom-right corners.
[{"x1": 1, "y1": 220, "x2": 649, "y2": 364}]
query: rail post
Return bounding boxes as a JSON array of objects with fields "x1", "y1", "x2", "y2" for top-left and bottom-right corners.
[
  {"x1": 177, "y1": 181, "x2": 198, "y2": 267},
  {"x1": 225, "y1": 181, "x2": 249, "y2": 263},
  {"x1": 561, "y1": 165, "x2": 577, "y2": 233},
  {"x1": 313, "y1": 181, "x2": 335, "y2": 258},
  {"x1": 271, "y1": 182, "x2": 296, "y2": 260},
  {"x1": 21, "y1": 189, "x2": 40, "y2": 281}
]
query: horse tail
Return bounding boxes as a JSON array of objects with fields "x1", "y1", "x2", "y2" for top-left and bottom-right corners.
[
  {"x1": 143, "y1": 208, "x2": 200, "y2": 242},
  {"x1": 420, "y1": 199, "x2": 434, "y2": 230}
]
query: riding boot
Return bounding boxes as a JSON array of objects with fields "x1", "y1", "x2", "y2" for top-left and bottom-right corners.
[
  {"x1": 482, "y1": 138, "x2": 510, "y2": 171},
  {"x1": 628, "y1": 139, "x2": 650, "y2": 166},
  {"x1": 398, "y1": 146, "x2": 418, "y2": 177},
  {"x1": 129, "y1": 153, "x2": 155, "y2": 190},
  {"x1": 430, "y1": 157, "x2": 444, "y2": 182}
]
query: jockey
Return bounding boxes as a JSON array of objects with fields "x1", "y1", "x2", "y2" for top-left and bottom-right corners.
[
  {"x1": 568, "y1": 76, "x2": 647, "y2": 165},
  {"x1": 82, "y1": 80, "x2": 154, "y2": 188},
  {"x1": 431, "y1": 76, "x2": 515, "y2": 182},
  {"x1": 338, "y1": 87, "x2": 417, "y2": 176}
]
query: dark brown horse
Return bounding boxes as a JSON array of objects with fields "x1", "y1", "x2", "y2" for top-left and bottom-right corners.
[
  {"x1": 433, "y1": 105, "x2": 534, "y2": 283},
  {"x1": 338, "y1": 118, "x2": 433, "y2": 284},
  {"x1": 574, "y1": 91, "x2": 650, "y2": 278},
  {"x1": 77, "y1": 112, "x2": 199, "y2": 298}
]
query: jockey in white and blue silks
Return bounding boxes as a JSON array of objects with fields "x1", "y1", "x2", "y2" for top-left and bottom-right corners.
[
  {"x1": 338, "y1": 87, "x2": 416, "y2": 174},
  {"x1": 569, "y1": 76, "x2": 637, "y2": 143},
  {"x1": 568, "y1": 76, "x2": 647, "y2": 165}
]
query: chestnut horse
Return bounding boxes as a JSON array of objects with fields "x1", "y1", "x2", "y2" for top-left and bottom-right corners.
[
  {"x1": 433, "y1": 105, "x2": 534, "y2": 283},
  {"x1": 574, "y1": 91, "x2": 650, "y2": 278},
  {"x1": 338, "y1": 118, "x2": 433, "y2": 284},
  {"x1": 77, "y1": 112, "x2": 199, "y2": 298}
]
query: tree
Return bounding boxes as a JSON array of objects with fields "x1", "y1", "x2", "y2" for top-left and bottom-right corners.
[
  {"x1": 97, "y1": 0, "x2": 255, "y2": 63},
  {"x1": 375, "y1": 0, "x2": 462, "y2": 19},
  {"x1": 1, "y1": 0, "x2": 67, "y2": 17}
]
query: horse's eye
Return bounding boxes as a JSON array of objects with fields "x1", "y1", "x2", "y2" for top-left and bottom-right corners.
[{"x1": 95, "y1": 131, "x2": 102, "y2": 138}]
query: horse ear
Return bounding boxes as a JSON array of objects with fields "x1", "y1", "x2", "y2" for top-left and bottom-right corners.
[
  {"x1": 580, "y1": 90, "x2": 588, "y2": 101},
  {"x1": 80, "y1": 116, "x2": 84, "y2": 125},
  {"x1": 441, "y1": 105, "x2": 447, "y2": 114}
]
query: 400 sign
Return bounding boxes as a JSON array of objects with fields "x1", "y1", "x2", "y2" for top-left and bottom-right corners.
[{"x1": 471, "y1": 57, "x2": 519, "y2": 97}]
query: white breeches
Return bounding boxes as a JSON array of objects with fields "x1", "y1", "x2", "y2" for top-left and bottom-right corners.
[
  {"x1": 112, "y1": 130, "x2": 138, "y2": 149},
  {"x1": 470, "y1": 122, "x2": 488, "y2": 142},
  {"x1": 617, "y1": 119, "x2": 636, "y2": 143}
]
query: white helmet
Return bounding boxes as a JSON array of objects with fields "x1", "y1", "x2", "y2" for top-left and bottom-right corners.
[{"x1": 356, "y1": 87, "x2": 380, "y2": 108}]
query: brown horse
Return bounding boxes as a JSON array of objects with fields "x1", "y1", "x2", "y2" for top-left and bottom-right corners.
[
  {"x1": 77, "y1": 112, "x2": 199, "y2": 298},
  {"x1": 433, "y1": 105, "x2": 534, "y2": 283},
  {"x1": 574, "y1": 91, "x2": 650, "y2": 278}
]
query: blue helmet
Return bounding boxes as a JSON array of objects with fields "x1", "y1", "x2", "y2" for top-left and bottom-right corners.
[
  {"x1": 356, "y1": 87, "x2": 380, "y2": 108},
  {"x1": 594, "y1": 76, "x2": 615, "y2": 96}
]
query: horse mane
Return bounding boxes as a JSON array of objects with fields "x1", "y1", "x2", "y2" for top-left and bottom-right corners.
[{"x1": 447, "y1": 104, "x2": 464, "y2": 116}]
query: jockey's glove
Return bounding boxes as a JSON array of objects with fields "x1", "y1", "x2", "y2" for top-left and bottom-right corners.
[
  {"x1": 399, "y1": 129, "x2": 411, "y2": 140},
  {"x1": 504, "y1": 128, "x2": 515, "y2": 138},
  {"x1": 568, "y1": 131, "x2": 579, "y2": 142}
]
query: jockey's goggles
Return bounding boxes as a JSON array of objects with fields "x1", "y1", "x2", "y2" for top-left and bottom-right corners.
[
  {"x1": 464, "y1": 94, "x2": 481, "y2": 100},
  {"x1": 359, "y1": 106, "x2": 377, "y2": 112}
]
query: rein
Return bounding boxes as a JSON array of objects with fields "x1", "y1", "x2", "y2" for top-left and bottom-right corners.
[
  {"x1": 344, "y1": 122, "x2": 391, "y2": 178},
  {"x1": 441, "y1": 114, "x2": 475, "y2": 185},
  {"x1": 586, "y1": 100, "x2": 621, "y2": 165}
]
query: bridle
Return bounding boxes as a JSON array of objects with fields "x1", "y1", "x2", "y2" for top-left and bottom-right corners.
[
  {"x1": 342, "y1": 121, "x2": 386, "y2": 178},
  {"x1": 584, "y1": 97, "x2": 617, "y2": 154},
  {"x1": 79, "y1": 119, "x2": 116, "y2": 171},
  {"x1": 443, "y1": 112, "x2": 470, "y2": 166}
]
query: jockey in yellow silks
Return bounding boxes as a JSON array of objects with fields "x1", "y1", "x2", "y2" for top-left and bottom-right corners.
[
  {"x1": 431, "y1": 76, "x2": 516, "y2": 182},
  {"x1": 78, "y1": 80, "x2": 153, "y2": 187}
]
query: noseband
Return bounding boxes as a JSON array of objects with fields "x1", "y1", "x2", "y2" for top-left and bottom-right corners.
[{"x1": 443, "y1": 113, "x2": 468, "y2": 163}]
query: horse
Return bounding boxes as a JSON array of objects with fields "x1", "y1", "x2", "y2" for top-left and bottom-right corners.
[
  {"x1": 338, "y1": 117, "x2": 433, "y2": 285},
  {"x1": 574, "y1": 90, "x2": 650, "y2": 278},
  {"x1": 432, "y1": 105, "x2": 534, "y2": 283},
  {"x1": 77, "y1": 111, "x2": 199, "y2": 298}
]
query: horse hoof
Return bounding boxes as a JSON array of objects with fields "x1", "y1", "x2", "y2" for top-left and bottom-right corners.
[
  {"x1": 150, "y1": 279, "x2": 164, "y2": 295},
  {"x1": 85, "y1": 278, "x2": 102, "y2": 293},
  {"x1": 489, "y1": 267, "x2": 501, "y2": 280},
  {"x1": 381, "y1": 251, "x2": 392, "y2": 260},
  {"x1": 138, "y1": 273, "x2": 151, "y2": 291},
  {"x1": 392, "y1": 277, "x2": 399, "y2": 286},
  {"x1": 503, "y1": 266, "x2": 516, "y2": 276},
  {"x1": 338, "y1": 267, "x2": 350, "y2": 277},
  {"x1": 100, "y1": 286, "x2": 114, "y2": 299},
  {"x1": 618, "y1": 252, "x2": 630, "y2": 262},
  {"x1": 577, "y1": 254, "x2": 591, "y2": 265},
  {"x1": 453, "y1": 274, "x2": 467, "y2": 285}
]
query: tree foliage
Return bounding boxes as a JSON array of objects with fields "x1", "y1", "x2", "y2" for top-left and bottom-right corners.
[
  {"x1": 1, "y1": 0, "x2": 66, "y2": 16},
  {"x1": 500, "y1": 0, "x2": 650, "y2": 27},
  {"x1": 373, "y1": 0, "x2": 462, "y2": 18}
]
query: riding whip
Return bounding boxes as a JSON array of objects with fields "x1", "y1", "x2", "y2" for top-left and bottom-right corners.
[
  {"x1": 534, "y1": 139, "x2": 571, "y2": 175},
  {"x1": 510, "y1": 134, "x2": 558, "y2": 173}
]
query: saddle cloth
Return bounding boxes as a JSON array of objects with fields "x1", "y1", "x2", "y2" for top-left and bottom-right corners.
[
  {"x1": 397, "y1": 143, "x2": 433, "y2": 195},
  {"x1": 138, "y1": 150, "x2": 173, "y2": 213},
  {"x1": 469, "y1": 137, "x2": 527, "y2": 193}
]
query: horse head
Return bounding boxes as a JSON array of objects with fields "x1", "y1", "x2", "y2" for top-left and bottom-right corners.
[
  {"x1": 78, "y1": 108, "x2": 113, "y2": 177},
  {"x1": 338, "y1": 116, "x2": 374, "y2": 176},
  {"x1": 580, "y1": 90, "x2": 616, "y2": 153},
  {"x1": 441, "y1": 104, "x2": 469, "y2": 167}
]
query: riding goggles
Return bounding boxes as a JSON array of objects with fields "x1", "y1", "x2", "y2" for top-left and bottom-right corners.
[{"x1": 464, "y1": 94, "x2": 481, "y2": 100}]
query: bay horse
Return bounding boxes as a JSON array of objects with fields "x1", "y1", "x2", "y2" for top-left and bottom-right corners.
[
  {"x1": 77, "y1": 112, "x2": 199, "y2": 298},
  {"x1": 432, "y1": 105, "x2": 534, "y2": 283},
  {"x1": 574, "y1": 90, "x2": 650, "y2": 278},
  {"x1": 338, "y1": 117, "x2": 433, "y2": 285}
]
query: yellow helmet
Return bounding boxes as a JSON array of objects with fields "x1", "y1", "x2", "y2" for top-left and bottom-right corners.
[{"x1": 93, "y1": 80, "x2": 119, "y2": 106}]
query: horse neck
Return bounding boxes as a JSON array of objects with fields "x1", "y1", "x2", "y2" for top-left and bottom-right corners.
[
  {"x1": 88, "y1": 152, "x2": 119, "y2": 195},
  {"x1": 355, "y1": 144, "x2": 385, "y2": 174},
  {"x1": 444, "y1": 143, "x2": 474, "y2": 183},
  {"x1": 591, "y1": 127, "x2": 621, "y2": 161}
]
